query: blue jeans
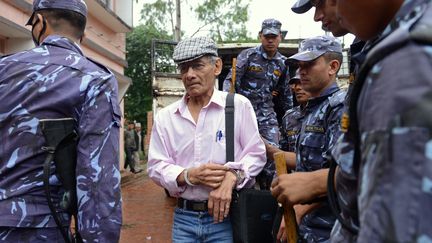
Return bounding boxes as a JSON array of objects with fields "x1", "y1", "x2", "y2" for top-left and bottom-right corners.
[{"x1": 172, "y1": 207, "x2": 233, "y2": 243}]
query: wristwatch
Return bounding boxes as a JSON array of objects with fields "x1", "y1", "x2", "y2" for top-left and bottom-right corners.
[{"x1": 229, "y1": 169, "x2": 245, "y2": 185}]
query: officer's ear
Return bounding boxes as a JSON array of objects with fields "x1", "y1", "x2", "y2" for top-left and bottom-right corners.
[{"x1": 328, "y1": 59, "x2": 341, "y2": 76}]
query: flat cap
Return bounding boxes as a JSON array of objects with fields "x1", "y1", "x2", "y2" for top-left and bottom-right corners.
[
  {"x1": 261, "y1": 18, "x2": 282, "y2": 36},
  {"x1": 288, "y1": 35, "x2": 342, "y2": 62},
  {"x1": 291, "y1": 0, "x2": 312, "y2": 14},
  {"x1": 27, "y1": 0, "x2": 87, "y2": 25},
  {"x1": 173, "y1": 36, "x2": 218, "y2": 64}
]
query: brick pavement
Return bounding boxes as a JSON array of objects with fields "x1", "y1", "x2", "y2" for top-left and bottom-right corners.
[{"x1": 120, "y1": 169, "x2": 176, "y2": 243}]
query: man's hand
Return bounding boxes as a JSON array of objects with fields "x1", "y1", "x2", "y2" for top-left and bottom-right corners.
[
  {"x1": 208, "y1": 170, "x2": 237, "y2": 223},
  {"x1": 293, "y1": 203, "x2": 320, "y2": 224},
  {"x1": 277, "y1": 216, "x2": 287, "y2": 242},
  {"x1": 270, "y1": 169, "x2": 328, "y2": 206},
  {"x1": 187, "y1": 163, "x2": 230, "y2": 188}
]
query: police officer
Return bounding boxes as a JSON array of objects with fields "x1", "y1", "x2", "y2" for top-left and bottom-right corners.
[
  {"x1": 0, "y1": 0, "x2": 122, "y2": 242},
  {"x1": 291, "y1": 1, "x2": 367, "y2": 241},
  {"x1": 334, "y1": 0, "x2": 432, "y2": 241},
  {"x1": 223, "y1": 18, "x2": 292, "y2": 188},
  {"x1": 271, "y1": 35, "x2": 345, "y2": 243},
  {"x1": 279, "y1": 70, "x2": 310, "y2": 153}
]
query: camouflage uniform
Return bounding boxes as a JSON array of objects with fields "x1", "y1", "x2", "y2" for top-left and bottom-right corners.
[
  {"x1": 0, "y1": 32, "x2": 122, "y2": 243},
  {"x1": 280, "y1": 106, "x2": 304, "y2": 153},
  {"x1": 329, "y1": 39, "x2": 366, "y2": 243},
  {"x1": 338, "y1": 0, "x2": 432, "y2": 242},
  {"x1": 286, "y1": 35, "x2": 346, "y2": 242},
  {"x1": 223, "y1": 44, "x2": 292, "y2": 179},
  {"x1": 294, "y1": 83, "x2": 345, "y2": 242}
]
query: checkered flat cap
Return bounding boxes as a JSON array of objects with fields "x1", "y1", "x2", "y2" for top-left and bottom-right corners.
[{"x1": 173, "y1": 36, "x2": 218, "y2": 64}]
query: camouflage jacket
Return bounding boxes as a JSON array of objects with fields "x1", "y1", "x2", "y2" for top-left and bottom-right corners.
[
  {"x1": 280, "y1": 105, "x2": 304, "y2": 152},
  {"x1": 295, "y1": 82, "x2": 345, "y2": 242},
  {"x1": 222, "y1": 45, "x2": 292, "y2": 127},
  {"x1": 345, "y1": 0, "x2": 432, "y2": 242},
  {"x1": 0, "y1": 35, "x2": 122, "y2": 242}
]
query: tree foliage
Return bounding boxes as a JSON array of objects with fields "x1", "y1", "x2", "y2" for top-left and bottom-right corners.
[
  {"x1": 194, "y1": 0, "x2": 252, "y2": 42},
  {"x1": 125, "y1": 0, "x2": 252, "y2": 129},
  {"x1": 140, "y1": 0, "x2": 176, "y2": 36},
  {"x1": 124, "y1": 23, "x2": 172, "y2": 127}
]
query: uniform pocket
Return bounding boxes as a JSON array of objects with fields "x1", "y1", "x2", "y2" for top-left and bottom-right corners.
[
  {"x1": 299, "y1": 132, "x2": 326, "y2": 170},
  {"x1": 358, "y1": 127, "x2": 428, "y2": 242}
]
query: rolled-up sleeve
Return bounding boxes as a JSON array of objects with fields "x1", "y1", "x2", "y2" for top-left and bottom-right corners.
[{"x1": 224, "y1": 96, "x2": 266, "y2": 189}]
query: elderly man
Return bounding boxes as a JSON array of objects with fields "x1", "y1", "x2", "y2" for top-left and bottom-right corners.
[
  {"x1": 271, "y1": 36, "x2": 346, "y2": 243},
  {"x1": 147, "y1": 36, "x2": 266, "y2": 243},
  {"x1": 223, "y1": 18, "x2": 292, "y2": 189}
]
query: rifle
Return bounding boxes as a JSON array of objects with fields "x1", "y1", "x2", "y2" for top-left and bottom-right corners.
[{"x1": 40, "y1": 118, "x2": 82, "y2": 243}]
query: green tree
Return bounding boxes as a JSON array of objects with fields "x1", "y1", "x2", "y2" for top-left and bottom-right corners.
[
  {"x1": 194, "y1": 0, "x2": 253, "y2": 42},
  {"x1": 124, "y1": 23, "x2": 172, "y2": 127},
  {"x1": 125, "y1": 0, "x2": 252, "y2": 129}
]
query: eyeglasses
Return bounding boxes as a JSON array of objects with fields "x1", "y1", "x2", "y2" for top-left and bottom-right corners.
[{"x1": 177, "y1": 60, "x2": 210, "y2": 74}]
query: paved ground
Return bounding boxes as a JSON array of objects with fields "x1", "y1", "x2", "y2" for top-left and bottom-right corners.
[{"x1": 120, "y1": 163, "x2": 176, "y2": 243}]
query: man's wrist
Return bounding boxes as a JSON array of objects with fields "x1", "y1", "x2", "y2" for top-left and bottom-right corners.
[
  {"x1": 184, "y1": 169, "x2": 197, "y2": 186},
  {"x1": 227, "y1": 169, "x2": 245, "y2": 186}
]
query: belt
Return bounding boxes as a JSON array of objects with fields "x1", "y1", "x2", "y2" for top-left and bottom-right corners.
[{"x1": 177, "y1": 198, "x2": 208, "y2": 212}]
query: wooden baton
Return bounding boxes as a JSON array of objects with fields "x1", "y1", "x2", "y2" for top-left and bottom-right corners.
[
  {"x1": 274, "y1": 152, "x2": 298, "y2": 243},
  {"x1": 230, "y1": 58, "x2": 236, "y2": 94}
]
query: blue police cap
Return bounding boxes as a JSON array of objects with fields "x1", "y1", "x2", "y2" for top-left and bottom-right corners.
[
  {"x1": 291, "y1": 0, "x2": 312, "y2": 14},
  {"x1": 261, "y1": 18, "x2": 282, "y2": 36},
  {"x1": 26, "y1": 0, "x2": 88, "y2": 25},
  {"x1": 173, "y1": 36, "x2": 218, "y2": 64},
  {"x1": 288, "y1": 35, "x2": 342, "y2": 62},
  {"x1": 288, "y1": 69, "x2": 301, "y2": 84}
]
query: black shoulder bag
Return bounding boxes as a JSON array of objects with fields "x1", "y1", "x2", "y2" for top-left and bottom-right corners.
[{"x1": 226, "y1": 93, "x2": 280, "y2": 243}]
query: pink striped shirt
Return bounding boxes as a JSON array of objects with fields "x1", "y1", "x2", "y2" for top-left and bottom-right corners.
[{"x1": 147, "y1": 89, "x2": 266, "y2": 201}]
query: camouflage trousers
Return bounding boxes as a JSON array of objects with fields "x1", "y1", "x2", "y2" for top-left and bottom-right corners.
[{"x1": 257, "y1": 125, "x2": 280, "y2": 189}]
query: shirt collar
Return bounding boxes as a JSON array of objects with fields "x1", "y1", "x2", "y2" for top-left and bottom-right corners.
[{"x1": 175, "y1": 88, "x2": 225, "y2": 115}]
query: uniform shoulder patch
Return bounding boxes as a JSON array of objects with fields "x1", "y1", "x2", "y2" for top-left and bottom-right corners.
[{"x1": 328, "y1": 89, "x2": 346, "y2": 108}]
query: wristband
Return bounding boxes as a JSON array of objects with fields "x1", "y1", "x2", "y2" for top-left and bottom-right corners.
[{"x1": 184, "y1": 169, "x2": 196, "y2": 186}]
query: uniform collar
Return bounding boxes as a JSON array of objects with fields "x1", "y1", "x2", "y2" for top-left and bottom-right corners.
[
  {"x1": 306, "y1": 82, "x2": 340, "y2": 107},
  {"x1": 41, "y1": 35, "x2": 84, "y2": 55},
  {"x1": 257, "y1": 45, "x2": 284, "y2": 61}
]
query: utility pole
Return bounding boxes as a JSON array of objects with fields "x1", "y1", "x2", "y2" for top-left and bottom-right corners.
[{"x1": 175, "y1": 0, "x2": 181, "y2": 41}]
